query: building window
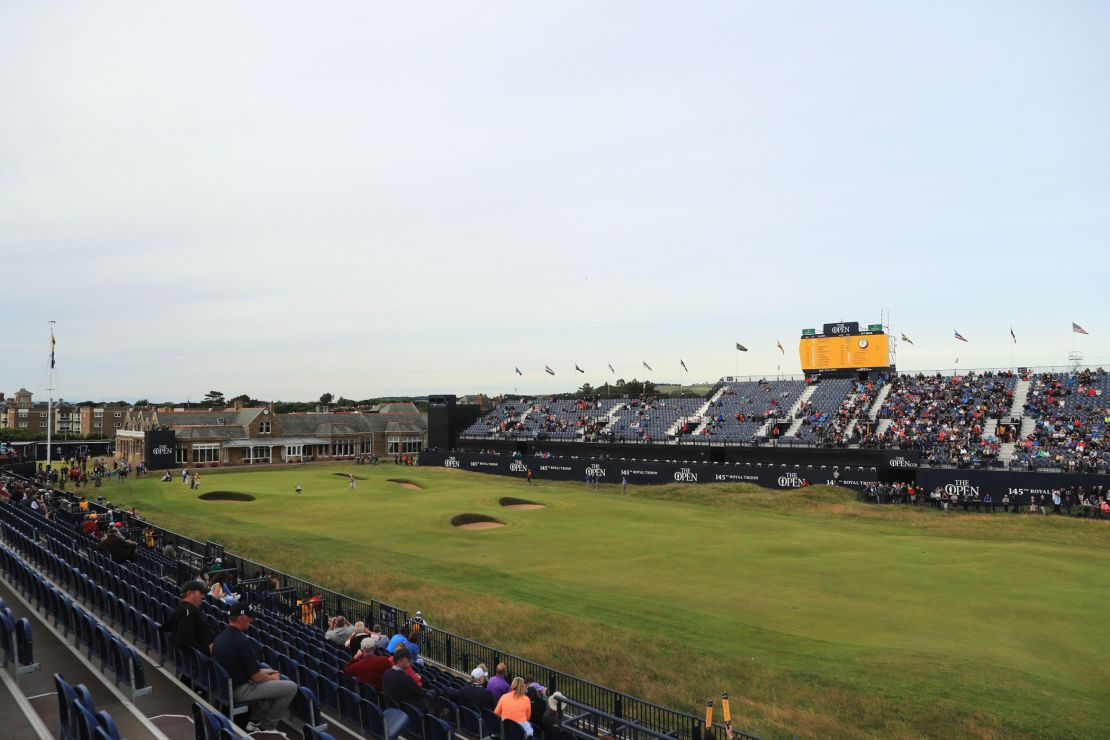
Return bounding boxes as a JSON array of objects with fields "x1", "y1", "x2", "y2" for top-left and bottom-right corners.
[
  {"x1": 192, "y1": 443, "x2": 220, "y2": 463},
  {"x1": 361, "y1": 440, "x2": 373, "y2": 454},
  {"x1": 332, "y1": 440, "x2": 353, "y2": 457},
  {"x1": 247, "y1": 446, "x2": 271, "y2": 463},
  {"x1": 386, "y1": 438, "x2": 423, "y2": 454},
  {"x1": 18, "y1": 422, "x2": 27, "y2": 429},
  {"x1": 114, "y1": 412, "x2": 122, "y2": 418},
  {"x1": 259, "y1": 420, "x2": 271, "y2": 434},
  {"x1": 94, "y1": 410, "x2": 103, "y2": 417},
  {"x1": 176, "y1": 446, "x2": 188, "y2": 464},
  {"x1": 93, "y1": 422, "x2": 102, "y2": 428},
  {"x1": 40, "y1": 422, "x2": 46, "y2": 428},
  {"x1": 284, "y1": 444, "x2": 303, "y2": 459}
]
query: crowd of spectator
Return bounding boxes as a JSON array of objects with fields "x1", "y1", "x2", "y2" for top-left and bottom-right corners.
[
  {"x1": 857, "y1": 371, "x2": 1015, "y2": 467},
  {"x1": 862, "y1": 481, "x2": 1110, "y2": 518},
  {"x1": 1013, "y1": 369, "x2": 1109, "y2": 473}
]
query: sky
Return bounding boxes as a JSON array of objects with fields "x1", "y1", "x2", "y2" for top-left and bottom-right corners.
[{"x1": 1, "y1": 2, "x2": 1107, "y2": 402}]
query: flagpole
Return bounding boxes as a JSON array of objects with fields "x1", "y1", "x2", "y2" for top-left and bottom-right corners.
[
  {"x1": 47, "y1": 321, "x2": 55, "y2": 471},
  {"x1": 1010, "y1": 326, "x2": 1014, "y2": 372}
]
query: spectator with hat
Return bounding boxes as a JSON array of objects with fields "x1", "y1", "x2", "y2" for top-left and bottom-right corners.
[
  {"x1": 211, "y1": 603, "x2": 299, "y2": 733},
  {"x1": 381, "y1": 647, "x2": 435, "y2": 714},
  {"x1": 449, "y1": 664, "x2": 495, "y2": 710}
]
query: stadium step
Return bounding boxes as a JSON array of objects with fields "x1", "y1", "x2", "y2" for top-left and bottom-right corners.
[
  {"x1": 867, "y1": 383, "x2": 892, "y2": 421},
  {"x1": 673, "y1": 385, "x2": 731, "y2": 438},
  {"x1": 782, "y1": 385, "x2": 819, "y2": 437},
  {"x1": 1008, "y1": 378, "x2": 1031, "y2": 419},
  {"x1": 874, "y1": 418, "x2": 893, "y2": 437},
  {"x1": 0, "y1": 578, "x2": 166, "y2": 740},
  {"x1": 0, "y1": 662, "x2": 50, "y2": 740}
]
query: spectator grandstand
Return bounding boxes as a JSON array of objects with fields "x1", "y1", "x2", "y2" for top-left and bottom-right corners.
[
  {"x1": 1012, "y1": 368, "x2": 1110, "y2": 473},
  {"x1": 455, "y1": 368, "x2": 1110, "y2": 473}
]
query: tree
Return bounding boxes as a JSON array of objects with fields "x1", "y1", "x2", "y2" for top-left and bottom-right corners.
[
  {"x1": 576, "y1": 383, "x2": 595, "y2": 397},
  {"x1": 133, "y1": 399, "x2": 149, "y2": 406},
  {"x1": 319, "y1": 393, "x2": 334, "y2": 406},
  {"x1": 228, "y1": 393, "x2": 257, "y2": 407},
  {"x1": 204, "y1": 390, "x2": 225, "y2": 406}
]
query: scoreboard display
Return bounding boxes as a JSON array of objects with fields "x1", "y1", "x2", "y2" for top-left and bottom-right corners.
[{"x1": 799, "y1": 330, "x2": 890, "y2": 372}]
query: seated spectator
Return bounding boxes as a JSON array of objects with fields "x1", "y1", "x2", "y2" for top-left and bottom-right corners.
[
  {"x1": 381, "y1": 647, "x2": 435, "y2": 713},
  {"x1": 450, "y1": 665, "x2": 494, "y2": 710},
  {"x1": 209, "y1": 580, "x2": 240, "y2": 606},
  {"x1": 495, "y1": 677, "x2": 534, "y2": 736},
  {"x1": 326, "y1": 616, "x2": 357, "y2": 646},
  {"x1": 211, "y1": 604, "x2": 299, "y2": 733},
  {"x1": 488, "y1": 662, "x2": 511, "y2": 702},
  {"x1": 343, "y1": 641, "x2": 393, "y2": 690},
  {"x1": 345, "y1": 622, "x2": 374, "y2": 653},
  {"x1": 98, "y1": 528, "x2": 138, "y2": 563}
]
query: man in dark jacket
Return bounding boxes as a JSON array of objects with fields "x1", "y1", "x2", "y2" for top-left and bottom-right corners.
[
  {"x1": 382, "y1": 648, "x2": 434, "y2": 713},
  {"x1": 449, "y1": 665, "x2": 495, "y2": 710},
  {"x1": 98, "y1": 528, "x2": 138, "y2": 563},
  {"x1": 161, "y1": 580, "x2": 216, "y2": 655},
  {"x1": 159, "y1": 580, "x2": 217, "y2": 690}
]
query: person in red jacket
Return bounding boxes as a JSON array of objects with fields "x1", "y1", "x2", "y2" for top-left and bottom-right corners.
[{"x1": 342, "y1": 643, "x2": 393, "y2": 690}]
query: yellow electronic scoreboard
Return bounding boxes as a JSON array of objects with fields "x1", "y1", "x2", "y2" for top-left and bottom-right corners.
[{"x1": 799, "y1": 322, "x2": 891, "y2": 372}]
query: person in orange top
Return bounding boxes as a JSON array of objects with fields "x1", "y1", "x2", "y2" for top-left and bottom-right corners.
[{"x1": 494, "y1": 677, "x2": 534, "y2": 736}]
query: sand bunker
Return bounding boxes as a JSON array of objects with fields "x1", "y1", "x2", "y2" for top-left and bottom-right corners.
[
  {"x1": 334, "y1": 473, "x2": 367, "y2": 480},
  {"x1": 451, "y1": 513, "x2": 505, "y2": 529},
  {"x1": 387, "y1": 478, "x2": 425, "y2": 490},
  {"x1": 499, "y1": 497, "x2": 546, "y2": 510},
  {"x1": 198, "y1": 491, "x2": 256, "y2": 502}
]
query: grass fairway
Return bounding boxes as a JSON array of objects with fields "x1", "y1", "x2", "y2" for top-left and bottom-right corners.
[{"x1": 93, "y1": 463, "x2": 1110, "y2": 739}]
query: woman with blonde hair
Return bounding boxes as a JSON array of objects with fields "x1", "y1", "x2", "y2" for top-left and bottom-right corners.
[{"x1": 494, "y1": 676, "x2": 534, "y2": 736}]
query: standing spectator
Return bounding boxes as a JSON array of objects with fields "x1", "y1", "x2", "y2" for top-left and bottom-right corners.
[{"x1": 211, "y1": 604, "x2": 299, "y2": 733}]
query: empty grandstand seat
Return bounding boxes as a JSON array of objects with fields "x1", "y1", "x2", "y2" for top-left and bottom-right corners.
[
  {"x1": 383, "y1": 707, "x2": 410, "y2": 740},
  {"x1": 359, "y1": 696, "x2": 386, "y2": 739},
  {"x1": 291, "y1": 685, "x2": 327, "y2": 733},
  {"x1": 424, "y1": 714, "x2": 454, "y2": 740},
  {"x1": 457, "y1": 704, "x2": 483, "y2": 738}
]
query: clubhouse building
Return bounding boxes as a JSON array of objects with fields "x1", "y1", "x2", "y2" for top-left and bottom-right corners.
[{"x1": 114, "y1": 402, "x2": 426, "y2": 467}]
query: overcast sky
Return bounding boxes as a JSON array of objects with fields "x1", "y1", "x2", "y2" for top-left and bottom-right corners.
[{"x1": 2, "y1": 2, "x2": 1107, "y2": 402}]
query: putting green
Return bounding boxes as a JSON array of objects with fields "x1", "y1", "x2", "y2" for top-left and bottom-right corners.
[{"x1": 90, "y1": 462, "x2": 1110, "y2": 739}]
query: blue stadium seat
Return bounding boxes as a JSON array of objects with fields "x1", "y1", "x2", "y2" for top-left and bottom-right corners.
[
  {"x1": 383, "y1": 707, "x2": 410, "y2": 740},
  {"x1": 359, "y1": 695, "x2": 385, "y2": 739},
  {"x1": 424, "y1": 713, "x2": 454, "y2": 740}
]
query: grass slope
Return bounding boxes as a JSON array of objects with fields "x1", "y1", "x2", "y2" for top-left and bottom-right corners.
[{"x1": 94, "y1": 464, "x2": 1110, "y2": 739}]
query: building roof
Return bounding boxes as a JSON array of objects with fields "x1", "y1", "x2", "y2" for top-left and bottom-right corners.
[
  {"x1": 156, "y1": 408, "x2": 264, "y2": 428},
  {"x1": 376, "y1": 402, "x2": 420, "y2": 414}
]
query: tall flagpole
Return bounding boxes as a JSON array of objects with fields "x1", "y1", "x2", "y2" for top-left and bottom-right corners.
[{"x1": 47, "y1": 321, "x2": 55, "y2": 471}]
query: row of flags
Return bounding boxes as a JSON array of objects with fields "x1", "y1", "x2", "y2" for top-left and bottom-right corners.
[
  {"x1": 525, "y1": 360, "x2": 672, "y2": 377},
  {"x1": 518, "y1": 323, "x2": 1093, "y2": 376},
  {"x1": 735, "y1": 341, "x2": 785, "y2": 354},
  {"x1": 898, "y1": 322, "x2": 1092, "y2": 346}
]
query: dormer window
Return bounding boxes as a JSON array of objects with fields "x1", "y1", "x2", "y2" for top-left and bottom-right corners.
[{"x1": 259, "y1": 420, "x2": 271, "y2": 434}]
